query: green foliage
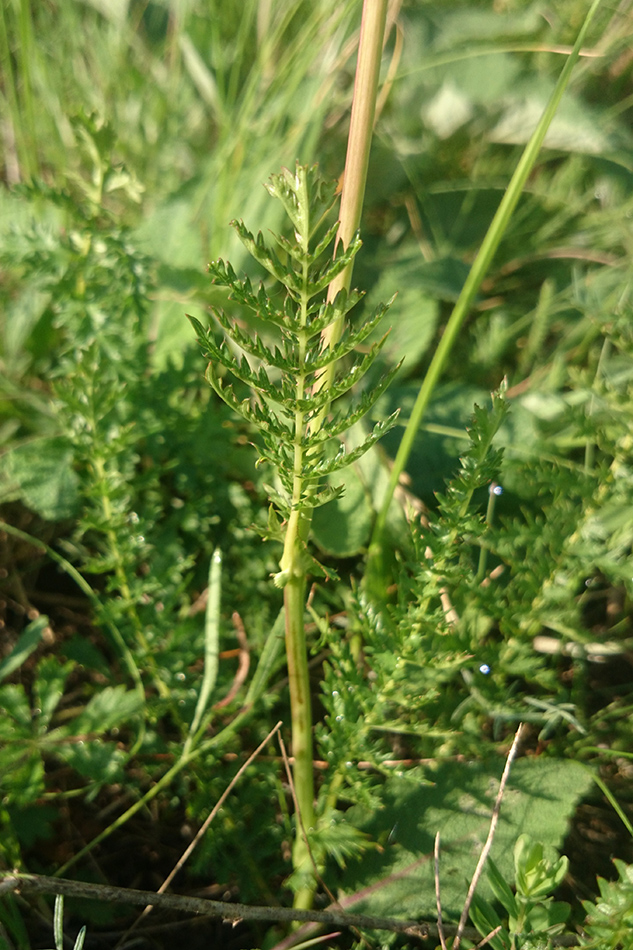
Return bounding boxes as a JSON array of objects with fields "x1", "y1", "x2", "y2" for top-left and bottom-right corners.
[
  {"x1": 47, "y1": 896, "x2": 86, "y2": 950},
  {"x1": 190, "y1": 163, "x2": 399, "y2": 562},
  {"x1": 579, "y1": 860, "x2": 633, "y2": 950},
  {"x1": 1, "y1": 2, "x2": 633, "y2": 947},
  {"x1": 0, "y1": 653, "x2": 143, "y2": 869},
  {"x1": 469, "y1": 835, "x2": 571, "y2": 949},
  {"x1": 330, "y1": 759, "x2": 590, "y2": 924}
]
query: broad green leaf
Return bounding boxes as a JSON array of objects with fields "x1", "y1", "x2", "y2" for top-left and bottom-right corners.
[
  {"x1": 312, "y1": 465, "x2": 373, "y2": 558},
  {"x1": 333, "y1": 757, "x2": 593, "y2": 921}
]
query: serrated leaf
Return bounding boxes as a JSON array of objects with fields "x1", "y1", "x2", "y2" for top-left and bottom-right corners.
[
  {"x1": 56, "y1": 740, "x2": 127, "y2": 785},
  {"x1": 306, "y1": 231, "x2": 363, "y2": 296},
  {"x1": 294, "y1": 483, "x2": 345, "y2": 511},
  {"x1": 212, "y1": 309, "x2": 292, "y2": 371},
  {"x1": 310, "y1": 218, "x2": 340, "y2": 260},
  {"x1": 296, "y1": 339, "x2": 393, "y2": 413},
  {"x1": 0, "y1": 437, "x2": 79, "y2": 520},
  {"x1": 206, "y1": 265, "x2": 298, "y2": 332},
  {"x1": 296, "y1": 538, "x2": 340, "y2": 582},
  {"x1": 0, "y1": 684, "x2": 33, "y2": 732},
  {"x1": 62, "y1": 685, "x2": 144, "y2": 736},
  {"x1": 305, "y1": 301, "x2": 394, "y2": 372},
  {"x1": 231, "y1": 220, "x2": 303, "y2": 295},
  {"x1": 201, "y1": 345, "x2": 284, "y2": 405},
  {"x1": 311, "y1": 817, "x2": 369, "y2": 870},
  {"x1": 203, "y1": 365, "x2": 291, "y2": 440},
  {"x1": 303, "y1": 362, "x2": 403, "y2": 448},
  {"x1": 301, "y1": 288, "x2": 365, "y2": 339},
  {"x1": 265, "y1": 164, "x2": 337, "y2": 239},
  {"x1": 33, "y1": 657, "x2": 75, "y2": 734},
  {"x1": 302, "y1": 412, "x2": 399, "y2": 480}
]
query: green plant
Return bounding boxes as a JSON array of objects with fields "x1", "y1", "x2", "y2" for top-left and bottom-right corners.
[
  {"x1": 579, "y1": 859, "x2": 633, "y2": 950},
  {"x1": 47, "y1": 896, "x2": 86, "y2": 950},
  {"x1": 468, "y1": 835, "x2": 571, "y2": 949},
  {"x1": 2, "y1": 1, "x2": 633, "y2": 946},
  {"x1": 189, "y1": 161, "x2": 399, "y2": 902},
  {"x1": 365, "y1": 0, "x2": 604, "y2": 598}
]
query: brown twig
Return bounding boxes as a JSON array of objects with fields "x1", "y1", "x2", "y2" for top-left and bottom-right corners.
[
  {"x1": 0, "y1": 873, "x2": 582, "y2": 945},
  {"x1": 476, "y1": 924, "x2": 503, "y2": 948},
  {"x1": 213, "y1": 611, "x2": 250, "y2": 708},
  {"x1": 0, "y1": 873, "x2": 477, "y2": 943},
  {"x1": 114, "y1": 720, "x2": 283, "y2": 948}
]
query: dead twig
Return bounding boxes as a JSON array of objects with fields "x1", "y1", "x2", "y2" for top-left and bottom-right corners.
[
  {"x1": 434, "y1": 832, "x2": 448, "y2": 950},
  {"x1": 476, "y1": 924, "x2": 503, "y2": 948},
  {"x1": 114, "y1": 720, "x2": 283, "y2": 948},
  {"x1": 0, "y1": 872, "x2": 582, "y2": 946},
  {"x1": 213, "y1": 611, "x2": 251, "y2": 708},
  {"x1": 453, "y1": 723, "x2": 526, "y2": 949}
]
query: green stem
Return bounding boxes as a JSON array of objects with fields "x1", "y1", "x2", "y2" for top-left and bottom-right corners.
[
  {"x1": 366, "y1": 0, "x2": 603, "y2": 596},
  {"x1": 284, "y1": 570, "x2": 315, "y2": 909},
  {"x1": 282, "y1": 194, "x2": 318, "y2": 906},
  {"x1": 475, "y1": 482, "x2": 499, "y2": 584}
]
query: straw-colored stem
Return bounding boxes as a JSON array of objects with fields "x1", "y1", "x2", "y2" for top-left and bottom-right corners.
[{"x1": 320, "y1": 0, "x2": 388, "y2": 351}]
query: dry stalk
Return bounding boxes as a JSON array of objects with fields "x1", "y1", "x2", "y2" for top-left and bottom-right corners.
[
  {"x1": 452, "y1": 723, "x2": 526, "y2": 949},
  {"x1": 0, "y1": 872, "x2": 582, "y2": 946},
  {"x1": 434, "y1": 832, "x2": 448, "y2": 950}
]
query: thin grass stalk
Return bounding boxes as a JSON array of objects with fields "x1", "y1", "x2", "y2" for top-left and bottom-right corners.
[
  {"x1": 366, "y1": 0, "x2": 603, "y2": 596},
  {"x1": 284, "y1": 0, "x2": 388, "y2": 910},
  {"x1": 52, "y1": 623, "x2": 285, "y2": 878}
]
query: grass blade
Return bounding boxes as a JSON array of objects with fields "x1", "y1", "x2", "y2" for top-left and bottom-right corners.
[
  {"x1": 185, "y1": 547, "x2": 222, "y2": 750},
  {"x1": 368, "y1": 0, "x2": 604, "y2": 584}
]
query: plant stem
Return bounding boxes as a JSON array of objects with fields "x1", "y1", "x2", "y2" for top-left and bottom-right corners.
[
  {"x1": 284, "y1": 568, "x2": 315, "y2": 907},
  {"x1": 283, "y1": 1, "x2": 388, "y2": 908},
  {"x1": 283, "y1": 201, "x2": 318, "y2": 905}
]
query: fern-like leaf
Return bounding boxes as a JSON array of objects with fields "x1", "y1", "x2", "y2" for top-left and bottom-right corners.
[{"x1": 192, "y1": 163, "x2": 399, "y2": 580}]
